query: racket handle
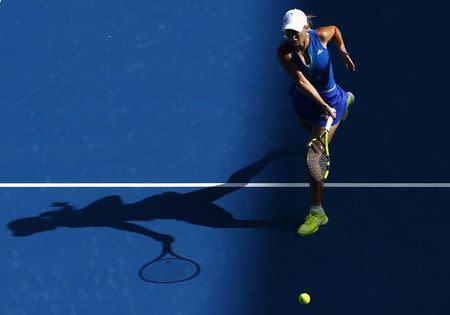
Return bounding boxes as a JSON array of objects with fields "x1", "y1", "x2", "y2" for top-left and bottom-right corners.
[{"x1": 325, "y1": 116, "x2": 333, "y2": 131}]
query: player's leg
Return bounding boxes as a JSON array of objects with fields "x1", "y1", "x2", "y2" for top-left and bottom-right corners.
[
  {"x1": 297, "y1": 122, "x2": 339, "y2": 236},
  {"x1": 309, "y1": 121, "x2": 339, "y2": 204},
  {"x1": 342, "y1": 91, "x2": 355, "y2": 121}
]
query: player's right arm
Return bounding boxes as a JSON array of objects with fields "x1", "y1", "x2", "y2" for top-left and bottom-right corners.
[{"x1": 277, "y1": 43, "x2": 336, "y2": 119}]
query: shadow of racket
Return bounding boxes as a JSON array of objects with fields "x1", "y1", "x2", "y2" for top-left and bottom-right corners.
[{"x1": 139, "y1": 241, "x2": 200, "y2": 284}]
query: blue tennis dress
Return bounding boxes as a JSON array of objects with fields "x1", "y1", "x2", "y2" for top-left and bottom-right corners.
[{"x1": 288, "y1": 29, "x2": 348, "y2": 126}]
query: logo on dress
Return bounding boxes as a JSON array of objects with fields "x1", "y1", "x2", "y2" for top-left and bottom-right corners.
[{"x1": 317, "y1": 49, "x2": 324, "y2": 55}]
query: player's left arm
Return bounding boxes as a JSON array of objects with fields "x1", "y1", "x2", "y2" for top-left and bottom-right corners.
[{"x1": 316, "y1": 25, "x2": 356, "y2": 71}]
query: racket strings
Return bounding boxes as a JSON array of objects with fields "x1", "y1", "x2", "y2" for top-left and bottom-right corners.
[{"x1": 306, "y1": 140, "x2": 328, "y2": 182}]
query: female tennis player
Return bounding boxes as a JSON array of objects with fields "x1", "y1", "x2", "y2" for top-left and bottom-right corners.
[{"x1": 277, "y1": 9, "x2": 356, "y2": 236}]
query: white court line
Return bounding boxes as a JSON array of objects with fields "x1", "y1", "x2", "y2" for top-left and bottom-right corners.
[{"x1": 0, "y1": 183, "x2": 449, "y2": 188}]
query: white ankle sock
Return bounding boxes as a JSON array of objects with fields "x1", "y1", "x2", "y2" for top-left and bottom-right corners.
[{"x1": 310, "y1": 205, "x2": 324, "y2": 215}]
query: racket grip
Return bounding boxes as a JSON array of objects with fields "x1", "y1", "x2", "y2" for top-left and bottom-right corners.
[{"x1": 325, "y1": 116, "x2": 333, "y2": 131}]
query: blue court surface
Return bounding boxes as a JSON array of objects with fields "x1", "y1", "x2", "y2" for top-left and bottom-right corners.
[{"x1": 1, "y1": 1, "x2": 450, "y2": 314}]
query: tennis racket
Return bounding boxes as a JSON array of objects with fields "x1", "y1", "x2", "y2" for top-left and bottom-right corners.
[
  {"x1": 305, "y1": 116, "x2": 333, "y2": 182},
  {"x1": 139, "y1": 243, "x2": 200, "y2": 284}
]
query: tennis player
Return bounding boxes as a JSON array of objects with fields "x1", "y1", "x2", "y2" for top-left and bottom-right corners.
[{"x1": 277, "y1": 9, "x2": 356, "y2": 236}]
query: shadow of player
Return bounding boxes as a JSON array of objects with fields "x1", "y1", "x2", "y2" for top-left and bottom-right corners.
[{"x1": 7, "y1": 150, "x2": 294, "y2": 269}]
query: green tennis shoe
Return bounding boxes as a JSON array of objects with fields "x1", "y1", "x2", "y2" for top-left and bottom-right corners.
[
  {"x1": 342, "y1": 91, "x2": 355, "y2": 121},
  {"x1": 297, "y1": 211, "x2": 329, "y2": 236}
]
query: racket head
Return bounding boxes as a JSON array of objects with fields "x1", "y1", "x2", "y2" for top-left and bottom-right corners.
[
  {"x1": 305, "y1": 138, "x2": 330, "y2": 182},
  {"x1": 139, "y1": 254, "x2": 200, "y2": 284}
]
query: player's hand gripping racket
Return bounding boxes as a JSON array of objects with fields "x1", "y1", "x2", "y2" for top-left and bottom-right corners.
[
  {"x1": 139, "y1": 241, "x2": 200, "y2": 284},
  {"x1": 306, "y1": 116, "x2": 333, "y2": 182}
]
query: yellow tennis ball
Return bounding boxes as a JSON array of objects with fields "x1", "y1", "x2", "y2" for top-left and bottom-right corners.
[{"x1": 299, "y1": 293, "x2": 311, "y2": 304}]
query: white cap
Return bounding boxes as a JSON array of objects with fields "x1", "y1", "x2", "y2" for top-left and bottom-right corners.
[{"x1": 282, "y1": 9, "x2": 308, "y2": 33}]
